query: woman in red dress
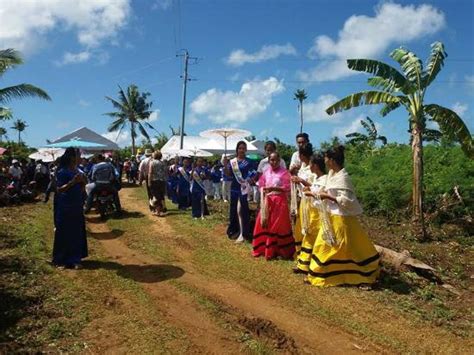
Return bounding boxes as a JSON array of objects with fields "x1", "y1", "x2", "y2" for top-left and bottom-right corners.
[{"x1": 252, "y1": 152, "x2": 295, "y2": 260}]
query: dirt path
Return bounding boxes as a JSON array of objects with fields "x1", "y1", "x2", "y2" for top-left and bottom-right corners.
[{"x1": 84, "y1": 187, "x2": 380, "y2": 354}]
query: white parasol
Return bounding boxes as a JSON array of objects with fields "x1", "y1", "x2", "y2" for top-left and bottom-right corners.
[
  {"x1": 29, "y1": 148, "x2": 66, "y2": 162},
  {"x1": 199, "y1": 128, "x2": 251, "y2": 155}
]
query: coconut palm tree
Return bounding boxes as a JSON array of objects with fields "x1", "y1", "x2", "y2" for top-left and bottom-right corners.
[
  {"x1": 293, "y1": 89, "x2": 308, "y2": 133},
  {"x1": 104, "y1": 85, "x2": 156, "y2": 155},
  {"x1": 11, "y1": 119, "x2": 28, "y2": 144},
  {"x1": 325, "y1": 41, "x2": 473, "y2": 239},
  {"x1": 0, "y1": 127, "x2": 7, "y2": 141},
  {"x1": 0, "y1": 49, "x2": 51, "y2": 118},
  {"x1": 346, "y1": 116, "x2": 387, "y2": 147}
]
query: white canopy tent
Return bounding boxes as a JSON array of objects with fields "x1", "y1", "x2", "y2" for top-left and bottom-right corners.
[{"x1": 161, "y1": 135, "x2": 263, "y2": 159}]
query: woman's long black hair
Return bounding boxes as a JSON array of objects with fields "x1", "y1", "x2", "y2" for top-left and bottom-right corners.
[
  {"x1": 59, "y1": 147, "x2": 78, "y2": 168},
  {"x1": 235, "y1": 140, "x2": 247, "y2": 153}
]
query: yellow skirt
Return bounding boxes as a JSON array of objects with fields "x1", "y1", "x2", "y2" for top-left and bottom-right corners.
[
  {"x1": 295, "y1": 208, "x2": 320, "y2": 273},
  {"x1": 307, "y1": 215, "x2": 380, "y2": 287},
  {"x1": 293, "y1": 200, "x2": 319, "y2": 257}
]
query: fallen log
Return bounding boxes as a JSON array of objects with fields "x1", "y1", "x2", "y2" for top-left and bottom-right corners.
[
  {"x1": 374, "y1": 245, "x2": 461, "y2": 295},
  {"x1": 374, "y1": 244, "x2": 435, "y2": 272}
]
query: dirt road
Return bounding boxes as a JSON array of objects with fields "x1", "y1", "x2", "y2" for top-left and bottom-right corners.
[{"x1": 82, "y1": 187, "x2": 378, "y2": 354}]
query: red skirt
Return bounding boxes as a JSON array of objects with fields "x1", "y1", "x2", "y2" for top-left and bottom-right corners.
[{"x1": 252, "y1": 194, "x2": 295, "y2": 260}]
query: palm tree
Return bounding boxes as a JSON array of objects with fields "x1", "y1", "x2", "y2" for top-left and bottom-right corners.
[
  {"x1": 293, "y1": 89, "x2": 308, "y2": 133},
  {"x1": 346, "y1": 116, "x2": 387, "y2": 147},
  {"x1": 325, "y1": 42, "x2": 473, "y2": 239},
  {"x1": 11, "y1": 119, "x2": 28, "y2": 144},
  {"x1": 104, "y1": 85, "x2": 156, "y2": 155},
  {"x1": 154, "y1": 132, "x2": 169, "y2": 150},
  {"x1": 0, "y1": 49, "x2": 51, "y2": 118},
  {"x1": 0, "y1": 126, "x2": 7, "y2": 141}
]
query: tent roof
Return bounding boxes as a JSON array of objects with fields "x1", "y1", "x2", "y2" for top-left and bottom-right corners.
[
  {"x1": 161, "y1": 135, "x2": 264, "y2": 156},
  {"x1": 52, "y1": 126, "x2": 119, "y2": 151}
]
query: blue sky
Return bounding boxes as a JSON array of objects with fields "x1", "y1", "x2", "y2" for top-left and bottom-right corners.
[{"x1": 1, "y1": 0, "x2": 473, "y2": 148}]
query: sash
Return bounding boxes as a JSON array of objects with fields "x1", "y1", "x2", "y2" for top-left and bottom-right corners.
[
  {"x1": 260, "y1": 188, "x2": 267, "y2": 228},
  {"x1": 290, "y1": 182, "x2": 298, "y2": 217},
  {"x1": 192, "y1": 170, "x2": 207, "y2": 194},
  {"x1": 313, "y1": 174, "x2": 338, "y2": 246},
  {"x1": 178, "y1": 166, "x2": 191, "y2": 183},
  {"x1": 230, "y1": 158, "x2": 250, "y2": 195}
]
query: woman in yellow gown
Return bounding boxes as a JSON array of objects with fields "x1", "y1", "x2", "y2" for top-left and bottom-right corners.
[
  {"x1": 304, "y1": 146, "x2": 380, "y2": 286},
  {"x1": 294, "y1": 153, "x2": 326, "y2": 274},
  {"x1": 291, "y1": 143, "x2": 316, "y2": 256}
]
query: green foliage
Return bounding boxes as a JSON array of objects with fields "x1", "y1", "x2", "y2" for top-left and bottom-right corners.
[
  {"x1": 344, "y1": 144, "x2": 473, "y2": 219},
  {"x1": 0, "y1": 141, "x2": 35, "y2": 160},
  {"x1": 274, "y1": 137, "x2": 294, "y2": 166}
]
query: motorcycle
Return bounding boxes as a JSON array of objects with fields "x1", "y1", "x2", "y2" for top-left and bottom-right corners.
[{"x1": 94, "y1": 184, "x2": 115, "y2": 220}]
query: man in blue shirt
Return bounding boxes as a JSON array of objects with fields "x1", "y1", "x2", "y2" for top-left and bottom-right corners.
[{"x1": 84, "y1": 155, "x2": 122, "y2": 214}]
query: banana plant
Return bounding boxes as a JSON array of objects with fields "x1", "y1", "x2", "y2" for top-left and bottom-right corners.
[
  {"x1": 346, "y1": 116, "x2": 387, "y2": 148},
  {"x1": 326, "y1": 42, "x2": 473, "y2": 239}
]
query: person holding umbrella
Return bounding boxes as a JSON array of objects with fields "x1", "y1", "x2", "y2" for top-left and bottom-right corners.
[{"x1": 177, "y1": 157, "x2": 192, "y2": 210}]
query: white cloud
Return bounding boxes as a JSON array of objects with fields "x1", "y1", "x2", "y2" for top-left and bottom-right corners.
[
  {"x1": 304, "y1": 94, "x2": 342, "y2": 122},
  {"x1": 152, "y1": 0, "x2": 172, "y2": 10},
  {"x1": 102, "y1": 131, "x2": 130, "y2": 147},
  {"x1": 148, "y1": 109, "x2": 160, "y2": 122},
  {"x1": 452, "y1": 102, "x2": 468, "y2": 117},
  {"x1": 226, "y1": 43, "x2": 297, "y2": 66},
  {"x1": 0, "y1": 0, "x2": 131, "y2": 62},
  {"x1": 78, "y1": 99, "x2": 91, "y2": 107},
  {"x1": 298, "y1": 3, "x2": 445, "y2": 82},
  {"x1": 56, "y1": 51, "x2": 91, "y2": 66},
  {"x1": 190, "y1": 77, "x2": 285, "y2": 124}
]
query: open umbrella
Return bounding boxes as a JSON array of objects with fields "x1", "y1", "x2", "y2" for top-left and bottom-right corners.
[
  {"x1": 199, "y1": 128, "x2": 251, "y2": 155},
  {"x1": 29, "y1": 148, "x2": 65, "y2": 162},
  {"x1": 45, "y1": 139, "x2": 106, "y2": 149},
  {"x1": 0, "y1": 147, "x2": 7, "y2": 156}
]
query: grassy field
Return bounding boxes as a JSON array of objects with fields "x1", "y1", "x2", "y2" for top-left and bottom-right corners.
[{"x1": 1, "y1": 186, "x2": 472, "y2": 353}]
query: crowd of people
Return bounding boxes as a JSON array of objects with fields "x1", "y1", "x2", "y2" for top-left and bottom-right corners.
[
  {"x1": 1, "y1": 133, "x2": 380, "y2": 286},
  {"x1": 131, "y1": 133, "x2": 380, "y2": 287}
]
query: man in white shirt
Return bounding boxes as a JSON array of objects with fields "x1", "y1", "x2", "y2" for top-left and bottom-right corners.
[
  {"x1": 9, "y1": 159, "x2": 23, "y2": 191},
  {"x1": 289, "y1": 133, "x2": 310, "y2": 174}
]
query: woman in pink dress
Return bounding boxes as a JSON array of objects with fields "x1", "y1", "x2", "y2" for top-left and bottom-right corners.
[{"x1": 252, "y1": 152, "x2": 295, "y2": 260}]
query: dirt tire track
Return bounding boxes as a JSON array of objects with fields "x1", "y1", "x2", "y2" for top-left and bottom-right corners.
[
  {"x1": 104, "y1": 187, "x2": 378, "y2": 354},
  {"x1": 86, "y1": 220, "x2": 243, "y2": 354}
]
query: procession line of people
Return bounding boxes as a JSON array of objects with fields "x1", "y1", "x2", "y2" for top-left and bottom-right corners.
[{"x1": 224, "y1": 134, "x2": 380, "y2": 287}]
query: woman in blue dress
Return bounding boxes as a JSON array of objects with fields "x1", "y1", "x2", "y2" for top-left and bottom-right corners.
[
  {"x1": 191, "y1": 157, "x2": 210, "y2": 219},
  {"x1": 52, "y1": 148, "x2": 88, "y2": 269},
  {"x1": 225, "y1": 141, "x2": 256, "y2": 243},
  {"x1": 167, "y1": 158, "x2": 179, "y2": 204},
  {"x1": 177, "y1": 157, "x2": 192, "y2": 210}
]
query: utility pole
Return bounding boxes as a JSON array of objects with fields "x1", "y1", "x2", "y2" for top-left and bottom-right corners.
[{"x1": 177, "y1": 50, "x2": 198, "y2": 149}]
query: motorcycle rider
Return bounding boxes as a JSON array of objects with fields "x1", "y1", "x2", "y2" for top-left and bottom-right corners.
[{"x1": 84, "y1": 154, "x2": 122, "y2": 215}]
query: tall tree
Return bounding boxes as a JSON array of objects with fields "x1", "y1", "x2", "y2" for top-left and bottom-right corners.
[
  {"x1": 0, "y1": 126, "x2": 7, "y2": 141},
  {"x1": 11, "y1": 118, "x2": 28, "y2": 144},
  {"x1": 293, "y1": 89, "x2": 308, "y2": 133},
  {"x1": 0, "y1": 49, "x2": 51, "y2": 118},
  {"x1": 326, "y1": 42, "x2": 473, "y2": 239},
  {"x1": 104, "y1": 85, "x2": 156, "y2": 155},
  {"x1": 346, "y1": 116, "x2": 387, "y2": 147}
]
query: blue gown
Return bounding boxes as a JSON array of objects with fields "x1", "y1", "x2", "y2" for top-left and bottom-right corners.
[
  {"x1": 177, "y1": 166, "x2": 192, "y2": 210},
  {"x1": 191, "y1": 167, "x2": 210, "y2": 218},
  {"x1": 167, "y1": 167, "x2": 179, "y2": 204},
  {"x1": 226, "y1": 158, "x2": 256, "y2": 239},
  {"x1": 52, "y1": 168, "x2": 88, "y2": 266}
]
